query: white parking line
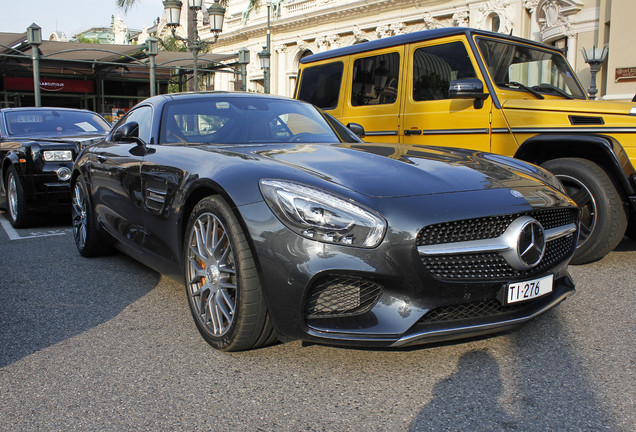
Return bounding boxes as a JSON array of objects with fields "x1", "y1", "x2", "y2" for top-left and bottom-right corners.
[{"x1": 0, "y1": 215, "x2": 69, "y2": 240}]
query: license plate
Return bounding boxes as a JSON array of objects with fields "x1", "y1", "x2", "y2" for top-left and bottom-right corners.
[{"x1": 507, "y1": 274, "x2": 553, "y2": 304}]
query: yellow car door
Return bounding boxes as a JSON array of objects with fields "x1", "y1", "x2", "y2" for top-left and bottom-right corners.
[{"x1": 401, "y1": 37, "x2": 492, "y2": 152}]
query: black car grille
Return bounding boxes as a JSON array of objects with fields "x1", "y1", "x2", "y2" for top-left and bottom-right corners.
[
  {"x1": 417, "y1": 208, "x2": 577, "y2": 245},
  {"x1": 418, "y1": 299, "x2": 530, "y2": 325},
  {"x1": 305, "y1": 276, "x2": 383, "y2": 319},
  {"x1": 418, "y1": 208, "x2": 578, "y2": 281}
]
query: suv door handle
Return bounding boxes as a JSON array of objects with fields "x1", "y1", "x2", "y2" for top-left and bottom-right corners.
[
  {"x1": 97, "y1": 155, "x2": 107, "y2": 164},
  {"x1": 404, "y1": 129, "x2": 422, "y2": 135}
]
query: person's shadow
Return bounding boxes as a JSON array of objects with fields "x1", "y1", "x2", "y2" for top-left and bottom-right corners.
[{"x1": 410, "y1": 350, "x2": 514, "y2": 431}]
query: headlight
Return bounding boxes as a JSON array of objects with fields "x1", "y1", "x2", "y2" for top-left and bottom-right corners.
[
  {"x1": 260, "y1": 179, "x2": 387, "y2": 248},
  {"x1": 43, "y1": 150, "x2": 73, "y2": 162}
]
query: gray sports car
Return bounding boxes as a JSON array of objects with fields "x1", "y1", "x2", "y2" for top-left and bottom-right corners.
[{"x1": 71, "y1": 92, "x2": 579, "y2": 351}]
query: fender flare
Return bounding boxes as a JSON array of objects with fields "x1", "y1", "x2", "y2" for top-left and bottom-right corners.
[
  {"x1": 514, "y1": 134, "x2": 636, "y2": 196},
  {"x1": 2, "y1": 151, "x2": 28, "y2": 184}
]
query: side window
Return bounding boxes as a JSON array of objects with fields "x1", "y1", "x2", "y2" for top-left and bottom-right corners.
[
  {"x1": 160, "y1": 101, "x2": 231, "y2": 144},
  {"x1": 115, "y1": 106, "x2": 152, "y2": 144},
  {"x1": 351, "y1": 52, "x2": 400, "y2": 106},
  {"x1": 297, "y1": 62, "x2": 343, "y2": 110},
  {"x1": 413, "y1": 42, "x2": 476, "y2": 101}
]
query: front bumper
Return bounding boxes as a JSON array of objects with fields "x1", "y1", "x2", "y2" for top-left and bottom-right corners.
[
  {"x1": 240, "y1": 192, "x2": 579, "y2": 348},
  {"x1": 25, "y1": 171, "x2": 72, "y2": 212}
]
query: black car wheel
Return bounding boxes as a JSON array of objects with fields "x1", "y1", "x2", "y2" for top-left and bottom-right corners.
[
  {"x1": 5, "y1": 166, "x2": 33, "y2": 228},
  {"x1": 542, "y1": 158, "x2": 627, "y2": 264},
  {"x1": 184, "y1": 196, "x2": 276, "y2": 351},
  {"x1": 71, "y1": 176, "x2": 109, "y2": 257}
]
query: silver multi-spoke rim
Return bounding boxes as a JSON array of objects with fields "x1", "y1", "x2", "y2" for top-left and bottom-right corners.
[
  {"x1": 557, "y1": 174, "x2": 596, "y2": 247},
  {"x1": 7, "y1": 174, "x2": 18, "y2": 221},
  {"x1": 186, "y1": 212, "x2": 237, "y2": 337},
  {"x1": 72, "y1": 183, "x2": 88, "y2": 249}
]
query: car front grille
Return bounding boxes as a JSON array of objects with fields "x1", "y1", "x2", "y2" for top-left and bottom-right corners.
[
  {"x1": 305, "y1": 276, "x2": 383, "y2": 319},
  {"x1": 418, "y1": 208, "x2": 578, "y2": 281}
]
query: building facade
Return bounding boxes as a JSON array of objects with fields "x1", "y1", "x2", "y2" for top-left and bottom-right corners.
[{"x1": 158, "y1": 0, "x2": 635, "y2": 101}]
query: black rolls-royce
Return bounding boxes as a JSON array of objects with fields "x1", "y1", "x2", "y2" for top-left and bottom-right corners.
[
  {"x1": 0, "y1": 107, "x2": 110, "y2": 227},
  {"x1": 71, "y1": 92, "x2": 579, "y2": 351}
]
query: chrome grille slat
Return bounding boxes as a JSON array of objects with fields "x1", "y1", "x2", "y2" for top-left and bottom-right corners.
[{"x1": 418, "y1": 208, "x2": 578, "y2": 281}]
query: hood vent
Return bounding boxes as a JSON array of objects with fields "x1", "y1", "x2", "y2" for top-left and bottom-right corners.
[{"x1": 569, "y1": 115, "x2": 604, "y2": 125}]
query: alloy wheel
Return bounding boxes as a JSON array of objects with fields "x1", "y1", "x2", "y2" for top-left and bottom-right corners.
[
  {"x1": 556, "y1": 173, "x2": 596, "y2": 247},
  {"x1": 7, "y1": 174, "x2": 18, "y2": 221},
  {"x1": 186, "y1": 212, "x2": 237, "y2": 336},
  {"x1": 71, "y1": 182, "x2": 88, "y2": 249}
]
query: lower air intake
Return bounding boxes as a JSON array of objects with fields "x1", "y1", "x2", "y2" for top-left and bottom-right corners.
[{"x1": 305, "y1": 276, "x2": 383, "y2": 319}]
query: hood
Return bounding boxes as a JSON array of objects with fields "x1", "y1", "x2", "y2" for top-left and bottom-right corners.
[
  {"x1": 240, "y1": 142, "x2": 553, "y2": 198},
  {"x1": 502, "y1": 98, "x2": 636, "y2": 117}
]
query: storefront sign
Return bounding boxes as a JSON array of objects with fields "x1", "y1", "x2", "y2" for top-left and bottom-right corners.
[
  {"x1": 615, "y1": 67, "x2": 636, "y2": 82},
  {"x1": 3, "y1": 76, "x2": 95, "y2": 92}
]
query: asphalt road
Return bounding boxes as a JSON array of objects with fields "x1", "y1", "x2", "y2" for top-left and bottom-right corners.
[{"x1": 0, "y1": 212, "x2": 634, "y2": 432}]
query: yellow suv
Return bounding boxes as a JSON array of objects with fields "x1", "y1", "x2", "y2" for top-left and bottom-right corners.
[{"x1": 295, "y1": 27, "x2": 636, "y2": 264}]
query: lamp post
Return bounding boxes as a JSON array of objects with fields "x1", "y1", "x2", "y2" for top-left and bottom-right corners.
[
  {"x1": 162, "y1": 0, "x2": 225, "y2": 92},
  {"x1": 146, "y1": 37, "x2": 159, "y2": 96},
  {"x1": 258, "y1": 46, "x2": 270, "y2": 94},
  {"x1": 582, "y1": 45, "x2": 608, "y2": 100},
  {"x1": 237, "y1": 47, "x2": 250, "y2": 91},
  {"x1": 257, "y1": 1, "x2": 271, "y2": 94},
  {"x1": 27, "y1": 23, "x2": 42, "y2": 107}
]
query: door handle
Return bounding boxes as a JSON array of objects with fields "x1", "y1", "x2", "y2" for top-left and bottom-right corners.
[
  {"x1": 404, "y1": 129, "x2": 422, "y2": 136},
  {"x1": 97, "y1": 155, "x2": 107, "y2": 164}
]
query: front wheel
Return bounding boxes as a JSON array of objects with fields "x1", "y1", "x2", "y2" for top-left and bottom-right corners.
[
  {"x1": 5, "y1": 166, "x2": 33, "y2": 228},
  {"x1": 541, "y1": 158, "x2": 627, "y2": 264},
  {"x1": 71, "y1": 175, "x2": 109, "y2": 257},
  {"x1": 184, "y1": 196, "x2": 276, "y2": 351}
]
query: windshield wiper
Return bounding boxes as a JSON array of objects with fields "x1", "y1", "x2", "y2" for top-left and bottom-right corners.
[
  {"x1": 531, "y1": 84, "x2": 574, "y2": 100},
  {"x1": 497, "y1": 81, "x2": 545, "y2": 99}
]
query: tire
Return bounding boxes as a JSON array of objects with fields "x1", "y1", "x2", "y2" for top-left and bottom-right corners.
[
  {"x1": 184, "y1": 196, "x2": 275, "y2": 351},
  {"x1": 71, "y1": 175, "x2": 110, "y2": 257},
  {"x1": 541, "y1": 158, "x2": 627, "y2": 264},
  {"x1": 5, "y1": 166, "x2": 34, "y2": 228}
]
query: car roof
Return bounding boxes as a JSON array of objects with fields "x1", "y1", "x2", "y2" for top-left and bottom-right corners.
[
  {"x1": 300, "y1": 27, "x2": 559, "y2": 64},
  {"x1": 142, "y1": 91, "x2": 311, "y2": 106},
  {"x1": 0, "y1": 106, "x2": 97, "y2": 114}
]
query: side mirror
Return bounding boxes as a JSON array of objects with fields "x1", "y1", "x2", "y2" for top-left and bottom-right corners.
[
  {"x1": 448, "y1": 78, "x2": 490, "y2": 108},
  {"x1": 346, "y1": 122, "x2": 365, "y2": 138},
  {"x1": 112, "y1": 121, "x2": 144, "y2": 146}
]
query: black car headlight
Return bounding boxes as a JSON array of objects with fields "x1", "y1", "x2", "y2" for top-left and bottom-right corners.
[
  {"x1": 260, "y1": 179, "x2": 386, "y2": 248},
  {"x1": 43, "y1": 150, "x2": 73, "y2": 162}
]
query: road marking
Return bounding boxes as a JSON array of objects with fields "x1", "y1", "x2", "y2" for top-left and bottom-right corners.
[{"x1": 0, "y1": 215, "x2": 69, "y2": 240}]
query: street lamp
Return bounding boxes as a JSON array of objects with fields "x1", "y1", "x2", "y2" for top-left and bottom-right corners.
[
  {"x1": 27, "y1": 23, "x2": 42, "y2": 107},
  {"x1": 162, "y1": 0, "x2": 226, "y2": 91},
  {"x1": 146, "y1": 37, "x2": 159, "y2": 96},
  {"x1": 237, "y1": 47, "x2": 250, "y2": 91},
  {"x1": 257, "y1": 1, "x2": 271, "y2": 94},
  {"x1": 582, "y1": 45, "x2": 608, "y2": 100}
]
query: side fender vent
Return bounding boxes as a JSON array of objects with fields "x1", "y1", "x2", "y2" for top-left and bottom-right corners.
[{"x1": 569, "y1": 115, "x2": 604, "y2": 125}]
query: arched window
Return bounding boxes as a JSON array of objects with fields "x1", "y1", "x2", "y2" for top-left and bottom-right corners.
[{"x1": 489, "y1": 13, "x2": 501, "y2": 33}]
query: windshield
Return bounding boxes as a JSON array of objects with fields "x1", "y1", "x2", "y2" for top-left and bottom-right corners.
[
  {"x1": 477, "y1": 37, "x2": 586, "y2": 99},
  {"x1": 5, "y1": 109, "x2": 111, "y2": 137},
  {"x1": 160, "y1": 97, "x2": 341, "y2": 145}
]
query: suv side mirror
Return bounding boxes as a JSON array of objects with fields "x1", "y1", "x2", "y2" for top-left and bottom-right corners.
[
  {"x1": 112, "y1": 121, "x2": 144, "y2": 146},
  {"x1": 346, "y1": 123, "x2": 365, "y2": 138},
  {"x1": 449, "y1": 78, "x2": 490, "y2": 108}
]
